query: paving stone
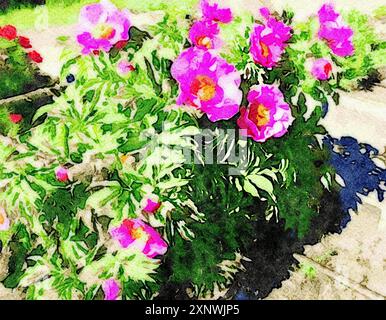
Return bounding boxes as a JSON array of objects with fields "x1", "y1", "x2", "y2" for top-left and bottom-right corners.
[{"x1": 266, "y1": 203, "x2": 386, "y2": 300}]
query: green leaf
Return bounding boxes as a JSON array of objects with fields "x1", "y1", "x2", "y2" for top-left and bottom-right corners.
[
  {"x1": 296, "y1": 92, "x2": 307, "y2": 116},
  {"x1": 332, "y1": 92, "x2": 340, "y2": 105},
  {"x1": 134, "y1": 98, "x2": 157, "y2": 121},
  {"x1": 247, "y1": 175, "x2": 275, "y2": 198},
  {"x1": 118, "y1": 136, "x2": 148, "y2": 153},
  {"x1": 243, "y1": 179, "x2": 259, "y2": 197}
]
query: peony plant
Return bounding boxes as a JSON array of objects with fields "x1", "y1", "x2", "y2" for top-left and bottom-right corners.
[{"x1": 0, "y1": 0, "x2": 385, "y2": 300}]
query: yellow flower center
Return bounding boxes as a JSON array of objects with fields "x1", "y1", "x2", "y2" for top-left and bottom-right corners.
[
  {"x1": 190, "y1": 75, "x2": 216, "y2": 101},
  {"x1": 260, "y1": 41, "x2": 270, "y2": 58},
  {"x1": 250, "y1": 103, "x2": 270, "y2": 127},
  {"x1": 197, "y1": 36, "x2": 212, "y2": 49},
  {"x1": 131, "y1": 226, "x2": 146, "y2": 240},
  {"x1": 93, "y1": 24, "x2": 114, "y2": 39},
  {"x1": 120, "y1": 154, "x2": 129, "y2": 164},
  {"x1": 0, "y1": 213, "x2": 4, "y2": 225}
]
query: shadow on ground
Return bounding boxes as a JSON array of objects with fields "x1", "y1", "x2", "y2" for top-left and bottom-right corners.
[{"x1": 157, "y1": 190, "x2": 343, "y2": 300}]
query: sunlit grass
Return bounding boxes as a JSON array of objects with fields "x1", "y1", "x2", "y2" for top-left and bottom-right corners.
[{"x1": 0, "y1": 0, "x2": 198, "y2": 31}]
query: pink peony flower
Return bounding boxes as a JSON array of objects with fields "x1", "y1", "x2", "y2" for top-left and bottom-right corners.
[
  {"x1": 117, "y1": 60, "x2": 135, "y2": 75},
  {"x1": 171, "y1": 47, "x2": 242, "y2": 122},
  {"x1": 250, "y1": 8, "x2": 292, "y2": 68},
  {"x1": 102, "y1": 279, "x2": 120, "y2": 300},
  {"x1": 311, "y1": 58, "x2": 333, "y2": 80},
  {"x1": 201, "y1": 0, "x2": 233, "y2": 24},
  {"x1": 237, "y1": 84, "x2": 293, "y2": 142},
  {"x1": 55, "y1": 167, "x2": 69, "y2": 182},
  {"x1": 188, "y1": 20, "x2": 221, "y2": 50},
  {"x1": 143, "y1": 199, "x2": 161, "y2": 214},
  {"x1": 0, "y1": 208, "x2": 10, "y2": 232},
  {"x1": 318, "y1": 4, "x2": 354, "y2": 57},
  {"x1": 76, "y1": 0, "x2": 131, "y2": 55},
  {"x1": 110, "y1": 219, "x2": 168, "y2": 258}
]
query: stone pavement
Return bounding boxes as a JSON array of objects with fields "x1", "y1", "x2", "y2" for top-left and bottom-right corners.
[{"x1": 266, "y1": 203, "x2": 386, "y2": 300}]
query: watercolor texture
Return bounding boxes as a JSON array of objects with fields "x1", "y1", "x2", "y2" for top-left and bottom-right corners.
[{"x1": 0, "y1": 0, "x2": 385, "y2": 300}]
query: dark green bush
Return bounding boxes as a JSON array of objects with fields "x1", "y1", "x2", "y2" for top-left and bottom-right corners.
[
  {"x1": 0, "y1": 0, "x2": 45, "y2": 13},
  {"x1": 0, "y1": 38, "x2": 52, "y2": 135}
]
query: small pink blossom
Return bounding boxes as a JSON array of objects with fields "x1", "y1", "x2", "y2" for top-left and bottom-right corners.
[
  {"x1": 102, "y1": 279, "x2": 120, "y2": 300},
  {"x1": 110, "y1": 219, "x2": 168, "y2": 258},
  {"x1": 171, "y1": 47, "x2": 242, "y2": 122},
  {"x1": 311, "y1": 58, "x2": 333, "y2": 80},
  {"x1": 0, "y1": 207, "x2": 10, "y2": 232},
  {"x1": 189, "y1": 20, "x2": 221, "y2": 50},
  {"x1": 201, "y1": 0, "x2": 233, "y2": 24},
  {"x1": 318, "y1": 4, "x2": 354, "y2": 57},
  {"x1": 143, "y1": 199, "x2": 161, "y2": 214},
  {"x1": 117, "y1": 60, "x2": 135, "y2": 75},
  {"x1": 55, "y1": 167, "x2": 69, "y2": 182},
  {"x1": 237, "y1": 84, "x2": 293, "y2": 142},
  {"x1": 76, "y1": 0, "x2": 131, "y2": 55},
  {"x1": 250, "y1": 8, "x2": 292, "y2": 68}
]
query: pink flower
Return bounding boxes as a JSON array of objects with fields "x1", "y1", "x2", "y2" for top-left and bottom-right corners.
[
  {"x1": 117, "y1": 60, "x2": 135, "y2": 75},
  {"x1": 102, "y1": 279, "x2": 120, "y2": 300},
  {"x1": 110, "y1": 219, "x2": 168, "y2": 258},
  {"x1": 0, "y1": 208, "x2": 10, "y2": 232},
  {"x1": 189, "y1": 20, "x2": 221, "y2": 50},
  {"x1": 318, "y1": 4, "x2": 354, "y2": 57},
  {"x1": 9, "y1": 114, "x2": 23, "y2": 123},
  {"x1": 201, "y1": 0, "x2": 232, "y2": 24},
  {"x1": 250, "y1": 8, "x2": 292, "y2": 68},
  {"x1": 311, "y1": 58, "x2": 333, "y2": 80},
  {"x1": 55, "y1": 167, "x2": 69, "y2": 182},
  {"x1": 76, "y1": 0, "x2": 131, "y2": 55},
  {"x1": 237, "y1": 84, "x2": 293, "y2": 142},
  {"x1": 143, "y1": 199, "x2": 161, "y2": 214},
  {"x1": 171, "y1": 47, "x2": 242, "y2": 122}
]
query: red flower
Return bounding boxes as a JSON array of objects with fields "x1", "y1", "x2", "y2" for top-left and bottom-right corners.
[
  {"x1": 0, "y1": 25, "x2": 17, "y2": 41},
  {"x1": 114, "y1": 40, "x2": 128, "y2": 50},
  {"x1": 18, "y1": 36, "x2": 32, "y2": 48},
  {"x1": 9, "y1": 114, "x2": 23, "y2": 123},
  {"x1": 28, "y1": 50, "x2": 43, "y2": 63}
]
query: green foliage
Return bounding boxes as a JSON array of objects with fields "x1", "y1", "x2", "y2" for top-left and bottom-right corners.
[
  {"x1": 1, "y1": 22, "x2": 200, "y2": 299},
  {"x1": 122, "y1": 278, "x2": 159, "y2": 300},
  {"x1": 291, "y1": 9, "x2": 386, "y2": 91},
  {"x1": 339, "y1": 10, "x2": 386, "y2": 89},
  {"x1": 164, "y1": 163, "x2": 257, "y2": 295},
  {"x1": 40, "y1": 184, "x2": 89, "y2": 240},
  {"x1": 2, "y1": 224, "x2": 31, "y2": 288},
  {"x1": 3, "y1": 224, "x2": 46, "y2": 288},
  {"x1": 0, "y1": 36, "x2": 52, "y2": 99},
  {"x1": 262, "y1": 105, "x2": 333, "y2": 237},
  {"x1": 0, "y1": 37, "x2": 52, "y2": 137},
  {"x1": 148, "y1": 13, "x2": 190, "y2": 56}
]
